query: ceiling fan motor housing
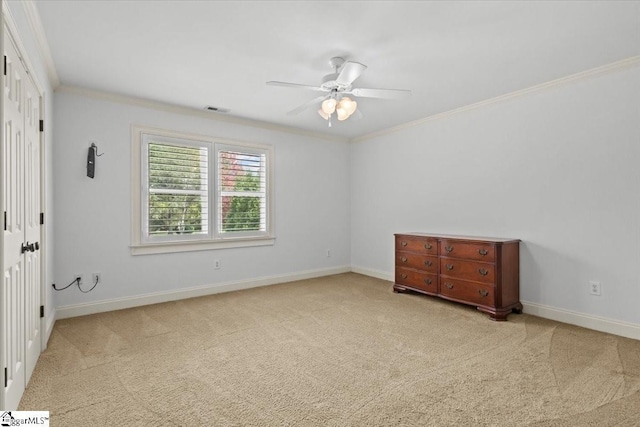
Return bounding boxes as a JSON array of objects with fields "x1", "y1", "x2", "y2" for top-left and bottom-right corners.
[{"x1": 320, "y1": 73, "x2": 351, "y2": 92}]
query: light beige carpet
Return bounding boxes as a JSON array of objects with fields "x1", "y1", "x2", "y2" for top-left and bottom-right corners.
[{"x1": 19, "y1": 273, "x2": 640, "y2": 426}]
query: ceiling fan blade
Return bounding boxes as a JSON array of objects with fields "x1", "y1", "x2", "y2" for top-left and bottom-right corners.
[
  {"x1": 336, "y1": 61, "x2": 367, "y2": 86},
  {"x1": 348, "y1": 87, "x2": 412, "y2": 100},
  {"x1": 267, "y1": 81, "x2": 324, "y2": 91},
  {"x1": 287, "y1": 95, "x2": 330, "y2": 116}
]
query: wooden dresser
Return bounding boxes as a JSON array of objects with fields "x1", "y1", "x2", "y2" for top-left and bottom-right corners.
[{"x1": 394, "y1": 233, "x2": 522, "y2": 321}]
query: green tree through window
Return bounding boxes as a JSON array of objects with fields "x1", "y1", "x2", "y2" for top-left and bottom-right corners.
[
  {"x1": 223, "y1": 172, "x2": 261, "y2": 231},
  {"x1": 219, "y1": 150, "x2": 264, "y2": 232},
  {"x1": 148, "y1": 143, "x2": 207, "y2": 236}
]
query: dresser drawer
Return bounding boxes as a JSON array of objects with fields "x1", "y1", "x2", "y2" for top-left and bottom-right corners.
[
  {"x1": 440, "y1": 278, "x2": 495, "y2": 307},
  {"x1": 395, "y1": 235, "x2": 437, "y2": 254},
  {"x1": 439, "y1": 258, "x2": 495, "y2": 284},
  {"x1": 395, "y1": 268, "x2": 438, "y2": 293},
  {"x1": 439, "y1": 240, "x2": 496, "y2": 262},
  {"x1": 396, "y1": 253, "x2": 438, "y2": 273}
]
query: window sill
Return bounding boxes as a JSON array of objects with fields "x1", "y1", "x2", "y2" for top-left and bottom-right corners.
[{"x1": 130, "y1": 236, "x2": 275, "y2": 255}]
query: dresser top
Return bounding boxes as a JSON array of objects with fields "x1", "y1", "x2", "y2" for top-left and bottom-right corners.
[{"x1": 395, "y1": 232, "x2": 520, "y2": 244}]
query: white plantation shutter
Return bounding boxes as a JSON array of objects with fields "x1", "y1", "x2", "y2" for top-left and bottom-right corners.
[
  {"x1": 217, "y1": 146, "x2": 267, "y2": 235},
  {"x1": 143, "y1": 136, "x2": 210, "y2": 241}
]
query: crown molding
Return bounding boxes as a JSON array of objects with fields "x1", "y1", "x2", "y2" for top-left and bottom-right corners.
[
  {"x1": 20, "y1": 0, "x2": 60, "y2": 88},
  {"x1": 351, "y1": 55, "x2": 640, "y2": 143},
  {"x1": 56, "y1": 84, "x2": 348, "y2": 143}
]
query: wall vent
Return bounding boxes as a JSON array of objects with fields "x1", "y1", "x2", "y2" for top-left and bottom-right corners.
[{"x1": 204, "y1": 105, "x2": 230, "y2": 113}]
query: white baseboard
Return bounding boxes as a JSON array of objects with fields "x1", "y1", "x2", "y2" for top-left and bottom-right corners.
[
  {"x1": 44, "y1": 311, "x2": 55, "y2": 347},
  {"x1": 351, "y1": 267, "x2": 640, "y2": 341},
  {"x1": 56, "y1": 266, "x2": 350, "y2": 319},
  {"x1": 522, "y1": 301, "x2": 640, "y2": 341},
  {"x1": 351, "y1": 265, "x2": 393, "y2": 282},
  {"x1": 54, "y1": 265, "x2": 640, "y2": 341}
]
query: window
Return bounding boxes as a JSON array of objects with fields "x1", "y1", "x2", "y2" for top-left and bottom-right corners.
[
  {"x1": 131, "y1": 126, "x2": 274, "y2": 254},
  {"x1": 145, "y1": 136, "x2": 210, "y2": 241},
  {"x1": 217, "y1": 145, "x2": 267, "y2": 235}
]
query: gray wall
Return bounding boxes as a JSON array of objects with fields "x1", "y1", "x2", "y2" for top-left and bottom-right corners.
[
  {"x1": 350, "y1": 64, "x2": 640, "y2": 325},
  {"x1": 53, "y1": 91, "x2": 351, "y2": 308}
]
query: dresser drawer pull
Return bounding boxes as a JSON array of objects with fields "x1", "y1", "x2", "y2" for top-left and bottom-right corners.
[
  {"x1": 400, "y1": 273, "x2": 407, "y2": 279},
  {"x1": 401, "y1": 257, "x2": 408, "y2": 263},
  {"x1": 424, "y1": 278, "x2": 432, "y2": 285},
  {"x1": 445, "y1": 264, "x2": 454, "y2": 270},
  {"x1": 401, "y1": 241, "x2": 408, "y2": 247},
  {"x1": 478, "y1": 249, "x2": 489, "y2": 256},
  {"x1": 424, "y1": 243, "x2": 432, "y2": 250},
  {"x1": 478, "y1": 289, "x2": 489, "y2": 297},
  {"x1": 444, "y1": 246, "x2": 454, "y2": 253},
  {"x1": 478, "y1": 268, "x2": 489, "y2": 276},
  {"x1": 445, "y1": 282, "x2": 453, "y2": 289},
  {"x1": 424, "y1": 260, "x2": 433, "y2": 267}
]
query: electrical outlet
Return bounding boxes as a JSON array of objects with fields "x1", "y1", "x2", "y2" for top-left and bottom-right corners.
[
  {"x1": 326, "y1": 249, "x2": 331, "y2": 258},
  {"x1": 589, "y1": 280, "x2": 601, "y2": 296},
  {"x1": 92, "y1": 272, "x2": 101, "y2": 286},
  {"x1": 74, "y1": 273, "x2": 84, "y2": 286},
  {"x1": 214, "y1": 260, "x2": 221, "y2": 270}
]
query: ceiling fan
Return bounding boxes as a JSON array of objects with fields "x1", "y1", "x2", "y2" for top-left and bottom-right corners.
[{"x1": 266, "y1": 57, "x2": 411, "y2": 126}]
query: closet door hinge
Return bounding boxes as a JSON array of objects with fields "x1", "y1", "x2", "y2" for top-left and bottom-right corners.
[
  {"x1": 40, "y1": 212, "x2": 44, "y2": 225},
  {"x1": 40, "y1": 305, "x2": 44, "y2": 318},
  {"x1": 4, "y1": 367, "x2": 7, "y2": 387},
  {"x1": 3, "y1": 55, "x2": 6, "y2": 76},
  {"x1": 3, "y1": 211, "x2": 6, "y2": 231},
  {"x1": 39, "y1": 120, "x2": 44, "y2": 132}
]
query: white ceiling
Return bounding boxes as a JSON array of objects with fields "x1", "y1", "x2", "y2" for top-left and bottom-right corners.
[{"x1": 33, "y1": 1, "x2": 640, "y2": 139}]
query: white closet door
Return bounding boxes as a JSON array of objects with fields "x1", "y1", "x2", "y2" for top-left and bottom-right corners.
[
  {"x1": 2, "y1": 29, "x2": 42, "y2": 410},
  {"x1": 23, "y1": 61, "x2": 41, "y2": 385},
  {"x1": 2, "y1": 32, "x2": 27, "y2": 411}
]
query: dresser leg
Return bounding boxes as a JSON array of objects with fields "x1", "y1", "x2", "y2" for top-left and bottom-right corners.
[
  {"x1": 481, "y1": 302, "x2": 523, "y2": 321},
  {"x1": 479, "y1": 307, "x2": 511, "y2": 321},
  {"x1": 488, "y1": 311, "x2": 509, "y2": 321},
  {"x1": 393, "y1": 284, "x2": 406, "y2": 293}
]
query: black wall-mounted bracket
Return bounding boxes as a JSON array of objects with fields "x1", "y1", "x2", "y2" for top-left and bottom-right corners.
[{"x1": 87, "y1": 142, "x2": 104, "y2": 178}]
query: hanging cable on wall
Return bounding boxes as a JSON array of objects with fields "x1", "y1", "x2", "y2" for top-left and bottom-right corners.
[{"x1": 52, "y1": 275, "x2": 99, "y2": 293}]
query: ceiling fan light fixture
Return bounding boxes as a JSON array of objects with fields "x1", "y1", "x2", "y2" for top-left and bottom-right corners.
[
  {"x1": 321, "y1": 98, "x2": 337, "y2": 115},
  {"x1": 317, "y1": 109, "x2": 330, "y2": 120},
  {"x1": 336, "y1": 106, "x2": 349, "y2": 121},
  {"x1": 339, "y1": 97, "x2": 357, "y2": 116}
]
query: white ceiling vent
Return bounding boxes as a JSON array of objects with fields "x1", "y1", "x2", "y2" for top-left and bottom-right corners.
[{"x1": 204, "y1": 105, "x2": 230, "y2": 113}]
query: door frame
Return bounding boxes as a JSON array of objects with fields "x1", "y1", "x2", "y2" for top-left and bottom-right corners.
[{"x1": 0, "y1": 3, "x2": 47, "y2": 410}]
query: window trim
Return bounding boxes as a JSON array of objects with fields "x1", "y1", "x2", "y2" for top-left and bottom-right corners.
[{"x1": 131, "y1": 125, "x2": 275, "y2": 255}]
